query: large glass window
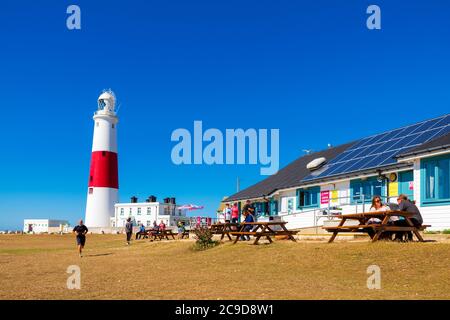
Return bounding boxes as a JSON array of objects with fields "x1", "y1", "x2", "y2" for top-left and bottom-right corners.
[
  {"x1": 351, "y1": 177, "x2": 385, "y2": 203},
  {"x1": 296, "y1": 187, "x2": 319, "y2": 209},
  {"x1": 422, "y1": 154, "x2": 450, "y2": 205}
]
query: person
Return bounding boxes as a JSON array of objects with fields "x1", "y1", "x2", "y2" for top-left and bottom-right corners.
[
  {"x1": 177, "y1": 220, "x2": 185, "y2": 239},
  {"x1": 159, "y1": 220, "x2": 166, "y2": 231},
  {"x1": 368, "y1": 195, "x2": 388, "y2": 221},
  {"x1": 393, "y1": 194, "x2": 423, "y2": 241},
  {"x1": 152, "y1": 220, "x2": 159, "y2": 231},
  {"x1": 367, "y1": 196, "x2": 389, "y2": 239},
  {"x1": 242, "y1": 200, "x2": 255, "y2": 216},
  {"x1": 135, "y1": 223, "x2": 146, "y2": 240},
  {"x1": 73, "y1": 219, "x2": 88, "y2": 258},
  {"x1": 231, "y1": 203, "x2": 239, "y2": 224},
  {"x1": 125, "y1": 218, "x2": 133, "y2": 245},
  {"x1": 223, "y1": 204, "x2": 232, "y2": 223},
  {"x1": 240, "y1": 211, "x2": 255, "y2": 241}
]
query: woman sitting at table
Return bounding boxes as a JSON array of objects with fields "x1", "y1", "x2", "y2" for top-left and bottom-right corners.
[
  {"x1": 365, "y1": 196, "x2": 389, "y2": 239},
  {"x1": 368, "y1": 195, "x2": 389, "y2": 222}
]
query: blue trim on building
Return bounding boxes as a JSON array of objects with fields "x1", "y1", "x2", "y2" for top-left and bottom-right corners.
[{"x1": 420, "y1": 153, "x2": 450, "y2": 206}]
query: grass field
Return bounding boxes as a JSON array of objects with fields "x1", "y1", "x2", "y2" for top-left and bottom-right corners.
[{"x1": 0, "y1": 234, "x2": 449, "y2": 300}]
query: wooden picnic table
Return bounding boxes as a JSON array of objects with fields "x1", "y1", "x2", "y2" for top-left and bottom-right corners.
[
  {"x1": 230, "y1": 221, "x2": 297, "y2": 245},
  {"x1": 210, "y1": 222, "x2": 240, "y2": 241},
  {"x1": 323, "y1": 210, "x2": 429, "y2": 243},
  {"x1": 149, "y1": 228, "x2": 176, "y2": 241}
]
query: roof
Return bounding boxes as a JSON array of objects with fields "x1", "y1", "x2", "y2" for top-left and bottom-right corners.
[
  {"x1": 224, "y1": 143, "x2": 353, "y2": 202},
  {"x1": 397, "y1": 132, "x2": 450, "y2": 158}
]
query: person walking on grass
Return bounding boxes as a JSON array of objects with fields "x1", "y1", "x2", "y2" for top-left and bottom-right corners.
[
  {"x1": 73, "y1": 219, "x2": 88, "y2": 258},
  {"x1": 125, "y1": 217, "x2": 133, "y2": 245}
]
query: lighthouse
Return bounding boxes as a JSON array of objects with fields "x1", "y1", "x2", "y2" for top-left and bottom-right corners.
[{"x1": 85, "y1": 90, "x2": 119, "y2": 228}]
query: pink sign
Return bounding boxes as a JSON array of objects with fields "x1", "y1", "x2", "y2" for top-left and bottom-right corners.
[
  {"x1": 409, "y1": 181, "x2": 414, "y2": 190},
  {"x1": 320, "y1": 191, "x2": 330, "y2": 204}
]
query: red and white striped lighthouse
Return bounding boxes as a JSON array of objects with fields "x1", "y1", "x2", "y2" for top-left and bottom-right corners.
[{"x1": 85, "y1": 90, "x2": 119, "y2": 228}]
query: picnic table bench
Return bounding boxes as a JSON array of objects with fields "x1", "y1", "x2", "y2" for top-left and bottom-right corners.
[
  {"x1": 149, "y1": 229, "x2": 176, "y2": 241},
  {"x1": 323, "y1": 210, "x2": 430, "y2": 243},
  {"x1": 210, "y1": 222, "x2": 240, "y2": 241},
  {"x1": 229, "y1": 221, "x2": 297, "y2": 245}
]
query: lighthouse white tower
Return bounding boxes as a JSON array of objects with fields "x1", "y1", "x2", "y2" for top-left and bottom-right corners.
[{"x1": 85, "y1": 90, "x2": 119, "y2": 228}]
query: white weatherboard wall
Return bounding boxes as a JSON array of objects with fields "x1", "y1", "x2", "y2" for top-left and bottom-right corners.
[
  {"x1": 277, "y1": 181, "x2": 361, "y2": 229},
  {"x1": 414, "y1": 159, "x2": 450, "y2": 231}
]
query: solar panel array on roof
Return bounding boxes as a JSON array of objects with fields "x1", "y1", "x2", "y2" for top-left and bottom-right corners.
[{"x1": 303, "y1": 114, "x2": 450, "y2": 181}]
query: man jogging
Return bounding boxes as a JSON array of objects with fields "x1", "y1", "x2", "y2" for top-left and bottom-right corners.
[
  {"x1": 125, "y1": 217, "x2": 133, "y2": 245},
  {"x1": 73, "y1": 219, "x2": 88, "y2": 258}
]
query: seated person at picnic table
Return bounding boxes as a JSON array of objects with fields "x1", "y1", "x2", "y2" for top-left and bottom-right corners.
[
  {"x1": 135, "y1": 223, "x2": 147, "y2": 240},
  {"x1": 368, "y1": 195, "x2": 389, "y2": 222},
  {"x1": 240, "y1": 211, "x2": 255, "y2": 241},
  {"x1": 159, "y1": 220, "x2": 166, "y2": 231},
  {"x1": 367, "y1": 196, "x2": 398, "y2": 240},
  {"x1": 177, "y1": 220, "x2": 185, "y2": 239},
  {"x1": 392, "y1": 194, "x2": 423, "y2": 241}
]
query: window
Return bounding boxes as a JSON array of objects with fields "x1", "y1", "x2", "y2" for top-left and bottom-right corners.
[
  {"x1": 398, "y1": 170, "x2": 414, "y2": 200},
  {"x1": 120, "y1": 208, "x2": 124, "y2": 216},
  {"x1": 421, "y1": 154, "x2": 450, "y2": 205},
  {"x1": 147, "y1": 221, "x2": 151, "y2": 227},
  {"x1": 129, "y1": 208, "x2": 132, "y2": 214},
  {"x1": 296, "y1": 187, "x2": 320, "y2": 209},
  {"x1": 350, "y1": 178, "x2": 385, "y2": 203},
  {"x1": 147, "y1": 207, "x2": 151, "y2": 215},
  {"x1": 269, "y1": 200, "x2": 278, "y2": 216},
  {"x1": 88, "y1": 187, "x2": 93, "y2": 194},
  {"x1": 112, "y1": 124, "x2": 115, "y2": 129},
  {"x1": 137, "y1": 208, "x2": 141, "y2": 215}
]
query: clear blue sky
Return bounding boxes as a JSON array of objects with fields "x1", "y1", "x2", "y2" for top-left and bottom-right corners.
[{"x1": 0, "y1": 0, "x2": 449, "y2": 229}]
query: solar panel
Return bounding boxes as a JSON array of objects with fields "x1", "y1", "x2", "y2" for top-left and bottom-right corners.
[{"x1": 302, "y1": 114, "x2": 450, "y2": 181}]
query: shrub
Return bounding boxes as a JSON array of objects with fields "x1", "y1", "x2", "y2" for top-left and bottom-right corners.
[
  {"x1": 442, "y1": 229, "x2": 450, "y2": 235},
  {"x1": 192, "y1": 227, "x2": 219, "y2": 251}
]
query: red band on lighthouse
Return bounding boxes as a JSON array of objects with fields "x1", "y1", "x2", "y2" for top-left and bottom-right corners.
[{"x1": 88, "y1": 151, "x2": 119, "y2": 189}]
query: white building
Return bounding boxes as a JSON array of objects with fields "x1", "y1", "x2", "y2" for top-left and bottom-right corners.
[
  {"x1": 113, "y1": 196, "x2": 190, "y2": 229},
  {"x1": 23, "y1": 219, "x2": 70, "y2": 234},
  {"x1": 224, "y1": 114, "x2": 450, "y2": 231}
]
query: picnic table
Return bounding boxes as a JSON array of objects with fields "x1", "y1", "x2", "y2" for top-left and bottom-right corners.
[
  {"x1": 230, "y1": 221, "x2": 297, "y2": 245},
  {"x1": 210, "y1": 222, "x2": 240, "y2": 241},
  {"x1": 149, "y1": 229, "x2": 176, "y2": 241},
  {"x1": 323, "y1": 210, "x2": 430, "y2": 243}
]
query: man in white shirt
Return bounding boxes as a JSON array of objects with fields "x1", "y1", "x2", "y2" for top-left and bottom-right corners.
[{"x1": 223, "y1": 204, "x2": 232, "y2": 223}]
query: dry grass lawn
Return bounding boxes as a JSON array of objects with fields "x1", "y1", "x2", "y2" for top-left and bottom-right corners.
[{"x1": 0, "y1": 234, "x2": 449, "y2": 300}]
